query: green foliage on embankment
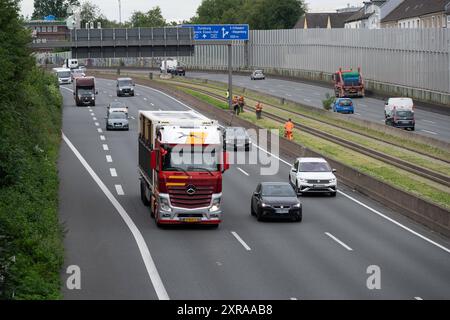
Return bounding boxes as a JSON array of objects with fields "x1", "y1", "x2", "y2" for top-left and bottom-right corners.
[{"x1": 0, "y1": 0, "x2": 64, "y2": 300}]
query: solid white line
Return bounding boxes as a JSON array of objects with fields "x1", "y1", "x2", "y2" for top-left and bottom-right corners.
[
  {"x1": 102, "y1": 144, "x2": 109, "y2": 151},
  {"x1": 106, "y1": 155, "x2": 113, "y2": 163},
  {"x1": 231, "y1": 231, "x2": 251, "y2": 251},
  {"x1": 422, "y1": 120, "x2": 435, "y2": 124},
  {"x1": 115, "y1": 185, "x2": 125, "y2": 196},
  {"x1": 110, "y1": 168, "x2": 118, "y2": 177},
  {"x1": 62, "y1": 133, "x2": 169, "y2": 300},
  {"x1": 414, "y1": 297, "x2": 423, "y2": 300},
  {"x1": 114, "y1": 79, "x2": 450, "y2": 255},
  {"x1": 421, "y1": 129, "x2": 437, "y2": 135},
  {"x1": 97, "y1": 128, "x2": 103, "y2": 133},
  {"x1": 338, "y1": 191, "x2": 450, "y2": 254},
  {"x1": 325, "y1": 232, "x2": 353, "y2": 251},
  {"x1": 237, "y1": 167, "x2": 250, "y2": 176},
  {"x1": 100, "y1": 135, "x2": 106, "y2": 141}
]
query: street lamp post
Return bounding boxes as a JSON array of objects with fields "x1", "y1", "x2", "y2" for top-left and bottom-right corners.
[{"x1": 118, "y1": 0, "x2": 122, "y2": 25}]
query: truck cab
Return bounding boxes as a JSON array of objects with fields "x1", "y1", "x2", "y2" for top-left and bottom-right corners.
[
  {"x1": 138, "y1": 111, "x2": 229, "y2": 228},
  {"x1": 73, "y1": 76, "x2": 98, "y2": 107},
  {"x1": 384, "y1": 97, "x2": 415, "y2": 131},
  {"x1": 52, "y1": 67, "x2": 72, "y2": 85}
]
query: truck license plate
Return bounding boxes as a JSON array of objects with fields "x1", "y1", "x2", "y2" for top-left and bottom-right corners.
[{"x1": 183, "y1": 218, "x2": 201, "y2": 223}]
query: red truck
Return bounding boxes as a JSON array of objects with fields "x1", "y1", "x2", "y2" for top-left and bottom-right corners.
[
  {"x1": 138, "y1": 110, "x2": 229, "y2": 228},
  {"x1": 332, "y1": 67, "x2": 365, "y2": 98},
  {"x1": 73, "y1": 76, "x2": 97, "y2": 106}
]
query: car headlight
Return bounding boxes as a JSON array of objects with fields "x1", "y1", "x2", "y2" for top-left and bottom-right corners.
[
  {"x1": 293, "y1": 203, "x2": 301, "y2": 208},
  {"x1": 261, "y1": 203, "x2": 270, "y2": 208},
  {"x1": 298, "y1": 178, "x2": 307, "y2": 183},
  {"x1": 160, "y1": 197, "x2": 171, "y2": 212},
  {"x1": 210, "y1": 198, "x2": 221, "y2": 212},
  {"x1": 330, "y1": 179, "x2": 337, "y2": 183}
]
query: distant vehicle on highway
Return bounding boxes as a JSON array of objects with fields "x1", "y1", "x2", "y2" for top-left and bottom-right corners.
[
  {"x1": 384, "y1": 97, "x2": 415, "y2": 131},
  {"x1": 105, "y1": 111, "x2": 129, "y2": 131},
  {"x1": 251, "y1": 182, "x2": 302, "y2": 222},
  {"x1": 116, "y1": 77, "x2": 135, "y2": 97},
  {"x1": 224, "y1": 127, "x2": 251, "y2": 151},
  {"x1": 78, "y1": 65, "x2": 87, "y2": 73},
  {"x1": 160, "y1": 58, "x2": 178, "y2": 73},
  {"x1": 289, "y1": 157, "x2": 337, "y2": 196},
  {"x1": 107, "y1": 101, "x2": 128, "y2": 115},
  {"x1": 63, "y1": 58, "x2": 78, "y2": 70},
  {"x1": 333, "y1": 67, "x2": 365, "y2": 98},
  {"x1": 173, "y1": 66, "x2": 186, "y2": 76},
  {"x1": 251, "y1": 70, "x2": 265, "y2": 80},
  {"x1": 73, "y1": 76, "x2": 97, "y2": 107},
  {"x1": 332, "y1": 98, "x2": 355, "y2": 114},
  {"x1": 71, "y1": 68, "x2": 85, "y2": 81},
  {"x1": 52, "y1": 67, "x2": 71, "y2": 85}
]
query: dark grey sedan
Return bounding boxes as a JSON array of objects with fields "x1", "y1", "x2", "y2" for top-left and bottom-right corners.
[
  {"x1": 106, "y1": 112, "x2": 129, "y2": 131},
  {"x1": 251, "y1": 182, "x2": 302, "y2": 222}
]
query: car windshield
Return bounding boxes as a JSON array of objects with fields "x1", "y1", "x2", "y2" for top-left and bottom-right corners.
[
  {"x1": 109, "y1": 102, "x2": 126, "y2": 108},
  {"x1": 255, "y1": 71, "x2": 263, "y2": 74},
  {"x1": 109, "y1": 112, "x2": 127, "y2": 119},
  {"x1": 119, "y1": 80, "x2": 133, "y2": 86},
  {"x1": 162, "y1": 146, "x2": 219, "y2": 172},
  {"x1": 58, "y1": 71, "x2": 70, "y2": 78},
  {"x1": 73, "y1": 70, "x2": 84, "y2": 74},
  {"x1": 396, "y1": 110, "x2": 414, "y2": 118},
  {"x1": 299, "y1": 162, "x2": 331, "y2": 172},
  {"x1": 78, "y1": 88, "x2": 93, "y2": 96},
  {"x1": 339, "y1": 99, "x2": 352, "y2": 106},
  {"x1": 226, "y1": 128, "x2": 247, "y2": 138},
  {"x1": 261, "y1": 184, "x2": 296, "y2": 197}
]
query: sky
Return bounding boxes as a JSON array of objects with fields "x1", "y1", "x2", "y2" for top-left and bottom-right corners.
[{"x1": 19, "y1": 0, "x2": 364, "y2": 22}]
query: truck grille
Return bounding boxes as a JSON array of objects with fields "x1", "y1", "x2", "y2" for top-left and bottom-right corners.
[
  {"x1": 168, "y1": 185, "x2": 214, "y2": 209},
  {"x1": 307, "y1": 179, "x2": 330, "y2": 184}
]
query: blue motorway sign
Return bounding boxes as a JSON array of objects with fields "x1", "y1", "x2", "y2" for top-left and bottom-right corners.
[{"x1": 183, "y1": 24, "x2": 249, "y2": 41}]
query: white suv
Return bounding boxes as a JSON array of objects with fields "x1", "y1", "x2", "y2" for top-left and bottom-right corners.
[{"x1": 289, "y1": 157, "x2": 337, "y2": 197}]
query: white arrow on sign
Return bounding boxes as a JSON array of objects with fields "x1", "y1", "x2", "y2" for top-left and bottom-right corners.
[
  {"x1": 222, "y1": 27, "x2": 229, "y2": 38},
  {"x1": 203, "y1": 34, "x2": 207, "y2": 39}
]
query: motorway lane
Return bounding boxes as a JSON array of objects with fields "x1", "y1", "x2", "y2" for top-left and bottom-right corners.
[
  {"x1": 186, "y1": 72, "x2": 450, "y2": 141},
  {"x1": 58, "y1": 78, "x2": 450, "y2": 299}
]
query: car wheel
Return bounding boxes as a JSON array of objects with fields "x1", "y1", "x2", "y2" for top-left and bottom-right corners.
[
  {"x1": 256, "y1": 209, "x2": 263, "y2": 221},
  {"x1": 251, "y1": 203, "x2": 256, "y2": 216},
  {"x1": 140, "y1": 180, "x2": 150, "y2": 207},
  {"x1": 295, "y1": 213, "x2": 303, "y2": 222}
]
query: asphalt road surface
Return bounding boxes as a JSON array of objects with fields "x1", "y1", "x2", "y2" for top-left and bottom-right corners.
[
  {"x1": 185, "y1": 71, "x2": 450, "y2": 142},
  {"x1": 58, "y1": 78, "x2": 450, "y2": 300}
]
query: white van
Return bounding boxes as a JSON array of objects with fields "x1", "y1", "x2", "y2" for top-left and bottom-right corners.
[
  {"x1": 53, "y1": 67, "x2": 72, "y2": 85},
  {"x1": 384, "y1": 97, "x2": 415, "y2": 130},
  {"x1": 63, "y1": 59, "x2": 79, "y2": 69}
]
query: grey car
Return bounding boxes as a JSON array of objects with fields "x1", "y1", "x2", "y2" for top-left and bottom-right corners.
[
  {"x1": 251, "y1": 70, "x2": 265, "y2": 80},
  {"x1": 224, "y1": 127, "x2": 251, "y2": 151},
  {"x1": 106, "y1": 111, "x2": 129, "y2": 131},
  {"x1": 116, "y1": 77, "x2": 135, "y2": 97}
]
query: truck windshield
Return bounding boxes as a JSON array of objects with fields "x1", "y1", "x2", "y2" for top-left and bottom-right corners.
[
  {"x1": 162, "y1": 146, "x2": 219, "y2": 172},
  {"x1": 58, "y1": 71, "x2": 70, "y2": 78},
  {"x1": 78, "y1": 88, "x2": 94, "y2": 96},
  {"x1": 119, "y1": 80, "x2": 133, "y2": 86}
]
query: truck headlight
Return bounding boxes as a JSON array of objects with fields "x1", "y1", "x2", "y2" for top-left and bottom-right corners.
[
  {"x1": 160, "y1": 197, "x2": 171, "y2": 212},
  {"x1": 210, "y1": 198, "x2": 221, "y2": 212}
]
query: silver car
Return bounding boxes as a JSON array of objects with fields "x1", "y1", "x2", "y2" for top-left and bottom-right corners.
[
  {"x1": 251, "y1": 70, "x2": 265, "y2": 80},
  {"x1": 106, "y1": 111, "x2": 129, "y2": 131}
]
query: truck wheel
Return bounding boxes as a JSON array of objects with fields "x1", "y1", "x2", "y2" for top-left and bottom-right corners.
[{"x1": 140, "y1": 180, "x2": 150, "y2": 207}]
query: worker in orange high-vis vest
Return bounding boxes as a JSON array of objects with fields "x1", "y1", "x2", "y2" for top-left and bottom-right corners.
[
  {"x1": 255, "y1": 102, "x2": 263, "y2": 119},
  {"x1": 284, "y1": 118, "x2": 294, "y2": 141},
  {"x1": 238, "y1": 95, "x2": 245, "y2": 113}
]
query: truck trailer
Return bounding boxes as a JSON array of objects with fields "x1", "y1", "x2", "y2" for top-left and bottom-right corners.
[
  {"x1": 73, "y1": 76, "x2": 97, "y2": 106},
  {"x1": 333, "y1": 67, "x2": 365, "y2": 98},
  {"x1": 138, "y1": 111, "x2": 229, "y2": 228}
]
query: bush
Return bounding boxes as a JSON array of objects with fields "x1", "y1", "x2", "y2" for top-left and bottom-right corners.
[{"x1": 322, "y1": 93, "x2": 334, "y2": 111}]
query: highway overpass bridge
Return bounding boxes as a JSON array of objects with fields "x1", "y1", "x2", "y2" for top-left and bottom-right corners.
[{"x1": 30, "y1": 27, "x2": 195, "y2": 58}]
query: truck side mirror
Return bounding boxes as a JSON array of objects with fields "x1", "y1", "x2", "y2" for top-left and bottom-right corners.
[
  {"x1": 150, "y1": 150, "x2": 158, "y2": 171},
  {"x1": 221, "y1": 151, "x2": 230, "y2": 173}
]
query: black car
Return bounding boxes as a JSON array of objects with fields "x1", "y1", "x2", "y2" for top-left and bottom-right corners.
[
  {"x1": 224, "y1": 127, "x2": 250, "y2": 151},
  {"x1": 174, "y1": 66, "x2": 186, "y2": 76},
  {"x1": 251, "y1": 182, "x2": 302, "y2": 222}
]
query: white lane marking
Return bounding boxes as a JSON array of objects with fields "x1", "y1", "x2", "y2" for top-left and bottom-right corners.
[
  {"x1": 414, "y1": 297, "x2": 423, "y2": 300},
  {"x1": 109, "y1": 94, "x2": 112, "y2": 97},
  {"x1": 136, "y1": 93, "x2": 140, "y2": 96},
  {"x1": 115, "y1": 185, "x2": 125, "y2": 196},
  {"x1": 118, "y1": 80, "x2": 450, "y2": 254},
  {"x1": 359, "y1": 104, "x2": 368, "y2": 107},
  {"x1": 231, "y1": 231, "x2": 251, "y2": 251},
  {"x1": 89, "y1": 109, "x2": 93, "y2": 113},
  {"x1": 325, "y1": 232, "x2": 353, "y2": 251},
  {"x1": 100, "y1": 135, "x2": 106, "y2": 141},
  {"x1": 144, "y1": 97, "x2": 148, "y2": 101},
  {"x1": 354, "y1": 113, "x2": 361, "y2": 116},
  {"x1": 237, "y1": 167, "x2": 250, "y2": 176},
  {"x1": 90, "y1": 113, "x2": 95, "y2": 116},
  {"x1": 304, "y1": 98, "x2": 312, "y2": 102},
  {"x1": 62, "y1": 133, "x2": 169, "y2": 300},
  {"x1": 93, "y1": 117, "x2": 97, "y2": 121},
  {"x1": 102, "y1": 144, "x2": 109, "y2": 151},
  {"x1": 312, "y1": 92, "x2": 321, "y2": 96},
  {"x1": 106, "y1": 155, "x2": 113, "y2": 163},
  {"x1": 286, "y1": 94, "x2": 292, "y2": 97},
  {"x1": 422, "y1": 120, "x2": 435, "y2": 124},
  {"x1": 130, "y1": 116, "x2": 135, "y2": 120},
  {"x1": 338, "y1": 192, "x2": 450, "y2": 254},
  {"x1": 110, "y1": 168, "x2": 118, "y2": 177},
  {"x1": 97, "y1": 128, "x2": 103, "y2": 133},
  {"x1": 103, "y1": 91, "x2": 107, "y2": 94},
  {"x1": 421, "y1": 129, "x2": 437, "y2": 135},
  {"x1": 95, "y1": 122, "x2": 99, "y2": 126}
]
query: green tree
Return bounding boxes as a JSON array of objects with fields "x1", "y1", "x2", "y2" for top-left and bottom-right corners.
[
  {"x1": 32, "y1": 0, "x2": 79, "y2": 20},
  {"x1": 192, "y1": 0, "x2": 244, "y2": 24},
  {"x1": 79, "y1": 0, "x2": 105, "y2": 27},
  {"x1": 130, "y1": 6, "x2": 167, "y2": 27},
  {"x1": 245, "y1": 0, "x2": 306, "y2": 29}
]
